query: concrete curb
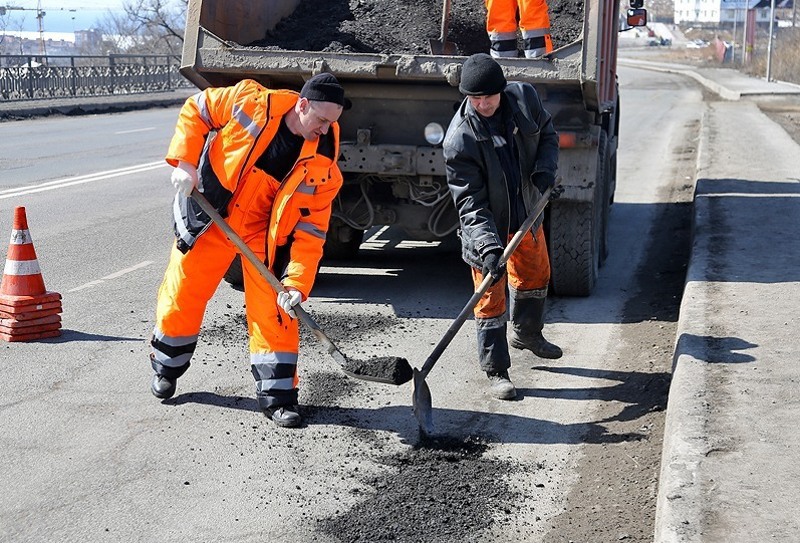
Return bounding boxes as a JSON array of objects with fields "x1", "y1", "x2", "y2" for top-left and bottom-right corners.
[
  {"x1": 618, "y1": 58, "x2": 742, "y2": 100},
  {"x1": 653, "y1": 89, "x2": 800, "y2": 541},
  {"x1": 652, "y1": 106, "x2": 713, "y2": 543},
  {"x1": 620, "y1": 57, "x2": 800, "y2": 100}
]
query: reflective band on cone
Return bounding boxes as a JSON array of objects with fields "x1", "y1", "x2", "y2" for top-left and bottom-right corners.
[
  {"x1": 0, "y1": 206, "x2": 62, "y2": 342},
  {"x1": 1, "y1": 207, "x2": 48, "y2": 298}
]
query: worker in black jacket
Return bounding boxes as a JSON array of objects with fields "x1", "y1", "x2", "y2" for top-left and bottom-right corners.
[{"x1": 443, "y1": 53, "x2": 561, "y2": 400}]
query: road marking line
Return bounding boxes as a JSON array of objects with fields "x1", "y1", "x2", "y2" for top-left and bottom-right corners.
[
  {"x1": 68, "y1": 280, "x2": 105, "y2": 292},
  {"x1": 0, "y1": 162, "x2": 167, "y2": 200},
  {"x1": 115, "y1": 127, "x2": 156, "y2": 135},
  {"x1": 102, "y1": 260, "x2": 154, "y2": 280},
  {"x1": 68, "y1": 261, "x2": 154, "y2": 292},
  {"x1": 319, "y1": 266, "x2": 400, "y2": 276}
]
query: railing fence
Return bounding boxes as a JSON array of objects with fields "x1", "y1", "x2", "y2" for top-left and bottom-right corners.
[{"x1": 0, "y1": 54, "x2": 193, "y2": 102}]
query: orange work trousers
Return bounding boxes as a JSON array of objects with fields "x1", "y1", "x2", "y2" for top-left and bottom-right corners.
[
  {"x1": 485, "y1": 0, "x2": 553, "y2": 57},
  {"x1": 470, "y1": 225, "x2": 550, "y2": 319},
  {"x1": 152, "y1": 171, "x2": 301, "y2": 408}
]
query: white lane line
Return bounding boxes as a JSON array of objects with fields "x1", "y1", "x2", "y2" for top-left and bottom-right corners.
[
  {"x1": 102, "y1": 260, "x2": 154, "y2": 280},
  {"x1": 68, "y1": 280, "x2": 105, "y2": 293},
  {"x1": 68, "y1": 260, "x2": 154, "y2": 292},
  {"x1": 319, "y1": 266, "x2": 400, "y2": 276},
  {"x1": 0, "y1": 162, "x2": 167, "y2": 200},
  {"x1": 115, "y1": 127, "x2": 156, "y2": 135}
]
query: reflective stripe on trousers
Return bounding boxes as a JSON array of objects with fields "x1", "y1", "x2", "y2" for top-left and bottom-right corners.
[
  {"x1": 485, "y1": 0, "x2": 553, "y2": 56},
  {"x1": 151, "y1": 172, "x2": 301, "y2": 407}
]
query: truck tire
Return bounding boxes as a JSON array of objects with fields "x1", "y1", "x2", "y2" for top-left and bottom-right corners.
[
  {"x1": 324, "y1": 217, "x2": 364, "y2": 260},
  {"x1": 549, "y1": 196, "x2": 599, "y2": 296},
  {"x1": 223, "y1": 255, "x2": 244, "y2": 291}
]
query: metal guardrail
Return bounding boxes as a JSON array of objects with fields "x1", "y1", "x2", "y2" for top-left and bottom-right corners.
[{"x1": 0, "y1": 54, "x2": 193, "y2": 102}]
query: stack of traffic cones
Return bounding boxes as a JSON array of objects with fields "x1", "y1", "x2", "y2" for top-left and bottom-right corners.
[{"x1": 0, "y1": 206, "x2": 62, "y2": 341}]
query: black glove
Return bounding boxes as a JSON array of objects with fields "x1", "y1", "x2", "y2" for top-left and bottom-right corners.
[
  {"x1": 481, "y1": 249, "x2": 506, "y2": 286},
  {"x1": 532, "y1": 172, "x2": 562, "y2": 201},
  {"x1": 532, "y1": 171, "x2": 556, "y2": 194}
]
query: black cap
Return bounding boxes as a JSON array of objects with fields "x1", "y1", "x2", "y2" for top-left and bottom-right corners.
[
  {"x1": 459, "y1": 53, "x2": 507, "y2": 96},
  {"x1": 300, "y1": 73, "x2": 351, "y2": 110}
]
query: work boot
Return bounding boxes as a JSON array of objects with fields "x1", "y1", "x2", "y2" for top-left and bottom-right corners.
[
  {"x1": 265, "y1": 405, "x2": 303, "y2": 428},
  {"x1": 149, "y1": 353, "x2": 189, "y2": 399},
  {"x1": 509, "y1": 331, "x2": 562, "y2": 359},
  {"x1": 150, "y1": 374, "x2": 176, "y2": 399},
  {"x1": 487, "y1": 371, "x2": 517, "y2": 400},
  {"x1": 510, "y1": 290, "x2": 563, "y2": 359}
]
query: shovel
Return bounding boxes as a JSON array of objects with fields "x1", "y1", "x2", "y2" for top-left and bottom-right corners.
[
  {"x1": 189, "y1": 188, "x2": 413, "y2": 386},
  {"x1": 412, "y1": 186, "x2": 554, "y2": 435},
  {"x1": 429, "y1": 0, "x2": 458, "y2": 55}
]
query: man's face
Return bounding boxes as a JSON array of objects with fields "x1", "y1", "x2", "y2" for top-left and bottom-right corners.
[
  {"x1": 296, "y1": 99, "x2": 343, "y2": 141},
  {"x1": 467, "y1": 93, "x2": 501, "y2": 118}
]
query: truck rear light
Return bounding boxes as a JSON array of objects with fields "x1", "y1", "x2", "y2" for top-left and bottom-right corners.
[{"x1": 559, "y1": 132, "x2": 578, "y2": 148}]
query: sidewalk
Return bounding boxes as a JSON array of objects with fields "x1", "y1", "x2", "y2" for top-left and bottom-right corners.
[
  {"x1": 618, "y1": 56, "x2": 800, "y2": 100},
  {"x1": 624, "y1": 58, "x2": 800, "y2": 541}
]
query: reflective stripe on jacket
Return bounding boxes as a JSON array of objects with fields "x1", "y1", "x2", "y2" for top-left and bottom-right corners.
[{"x1": 165, "y1": 78, "x2": 343, "y2": 298}]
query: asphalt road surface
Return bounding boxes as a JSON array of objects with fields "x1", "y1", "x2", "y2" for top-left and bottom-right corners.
[{"x1": 0, "y1": 65, "x2": 700, "y2": 542}]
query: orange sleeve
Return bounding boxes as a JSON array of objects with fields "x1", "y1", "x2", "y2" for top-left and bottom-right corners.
[{"x1": 164, "y1": 81, "x2": 251, "y2": 168}]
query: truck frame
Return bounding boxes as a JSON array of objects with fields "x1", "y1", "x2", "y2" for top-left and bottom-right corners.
[{"x1": 179, "y1": 0, "x2": 644, "y2": 296}]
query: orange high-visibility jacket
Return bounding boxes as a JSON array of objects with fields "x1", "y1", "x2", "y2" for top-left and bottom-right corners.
[{"x1": 165, "y1": 79, "x2": 344, "y2": 298}]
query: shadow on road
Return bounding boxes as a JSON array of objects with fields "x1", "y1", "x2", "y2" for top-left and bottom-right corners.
[
  {"x1": 675, "y1": 333, "x2": 757, "y2": 364},
  {"x1": 166, "y1": 389, "x2": 647, "y2": 446}
]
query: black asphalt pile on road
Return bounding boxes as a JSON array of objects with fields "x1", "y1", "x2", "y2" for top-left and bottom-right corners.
[
  {"x1": 317, "y1": 435, "x2": 532, "y2": 541},
  {"x1": 344, "y1": 355, "x2": 414, "y2": 385},
  {"x1": 201, "y1": 293, "x2": 541, "y2": 540},
  {"x1": 253, "y1": 0, "x2": 584, "y2": 55}
]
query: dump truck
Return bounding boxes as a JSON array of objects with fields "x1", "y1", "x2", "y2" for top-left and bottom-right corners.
[{"x1": 178, "y1": 0, "x2": 646, "y2": 296}]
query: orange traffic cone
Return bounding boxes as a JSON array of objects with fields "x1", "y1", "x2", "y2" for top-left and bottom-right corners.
[{"x1": 0, "y1": 206, "x2": 62, "y2": 341}]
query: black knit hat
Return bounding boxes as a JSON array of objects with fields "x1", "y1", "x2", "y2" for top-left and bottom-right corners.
[
  {"x1": 459, "y1": 53, "x2": 507, "y2": 96},
  {"x1": 300, "y1": 73, "x2": 351, "y2": 110}
]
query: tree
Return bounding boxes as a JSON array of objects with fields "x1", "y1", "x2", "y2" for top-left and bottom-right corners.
[{"x1": 96, "y1": 0, "x2": 186, "y2": 56}]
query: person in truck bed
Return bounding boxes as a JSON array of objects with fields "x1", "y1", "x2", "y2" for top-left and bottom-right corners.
[
  {"x1": 149, "y1": 73, "x2": 349, "y2": 429},
  {"x1": 485, "y1": 0, "x2": 553, "y2": 58}
]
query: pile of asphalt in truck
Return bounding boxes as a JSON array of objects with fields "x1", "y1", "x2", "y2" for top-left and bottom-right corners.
[{"x1": 255, "y1": 0, "x2": 584, "y2": 55}]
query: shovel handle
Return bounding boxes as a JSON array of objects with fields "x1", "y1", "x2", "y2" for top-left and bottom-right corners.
[
  {"x1": 438, "y1": 0, "x2": 453, "y2": 42},
  {"x1": 418, "y1": 186, "x2": 553, "y2": 377},
  {"x1": 189, "y1": 188, "x2": 337, "y2": 351}
]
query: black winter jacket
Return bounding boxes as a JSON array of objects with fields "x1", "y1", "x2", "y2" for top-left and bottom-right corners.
[{"x1": 443, "y1": 81, "x2": 559, "y2": 269}]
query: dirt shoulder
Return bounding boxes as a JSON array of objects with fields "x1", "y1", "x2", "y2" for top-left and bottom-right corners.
[{"x1": 758, "y1": 100, "x2": 800, "y2": 147}]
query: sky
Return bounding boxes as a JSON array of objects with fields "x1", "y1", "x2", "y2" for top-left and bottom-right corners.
[{"x1": 2, "y1": 1, "x2": 126, "y2": 33}]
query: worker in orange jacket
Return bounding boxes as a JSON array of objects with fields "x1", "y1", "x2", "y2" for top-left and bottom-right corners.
[
  {"x1": 485, "y1": 0, "x2": 553, "y2": 58},
  {"x1": 149, "y1": 73, "x2": 349, "y2": 428}
]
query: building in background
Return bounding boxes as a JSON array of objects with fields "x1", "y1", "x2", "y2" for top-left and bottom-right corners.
[
  {"x1": 74, "y1": 29, "x2": 102, "y2": 49},
  {"x1": 673, "y1": 0, "x2": 792, "y2": 25}
]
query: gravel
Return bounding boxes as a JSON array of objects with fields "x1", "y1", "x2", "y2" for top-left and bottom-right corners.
[{"x1": 253, "y1": 0, "x2": 584, "y2": 55}]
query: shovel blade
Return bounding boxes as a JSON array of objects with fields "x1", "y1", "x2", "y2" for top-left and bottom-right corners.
[
  {"x1": 412, "y1": 368, "x2": 434, "y2": 436},
  {"x1": 429, "y1": 38, "x2": 458, "y2": 56}
]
